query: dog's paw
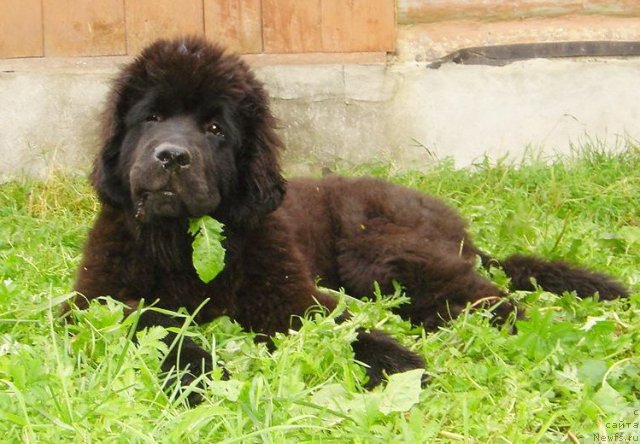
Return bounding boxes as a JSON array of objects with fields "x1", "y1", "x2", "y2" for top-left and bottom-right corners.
[
  {"x1": 351, "y1": 329, "x2": 426, "y2": 389},
  {"x1": 162, "y1": 340, "x2": 228, "y2": 405}
]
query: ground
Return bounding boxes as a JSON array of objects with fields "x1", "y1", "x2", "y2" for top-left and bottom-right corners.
[{"x1": 0, "y1": 145, "x2": 638, "y2": 442}]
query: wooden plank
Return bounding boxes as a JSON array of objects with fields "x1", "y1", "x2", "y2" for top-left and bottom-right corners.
[
  {"x1": 43, "y1": 0, "x2": 126, "y2": 57},
  {"x1": 397, "y1": 0, "x2": 583, "y2": 24},
  {"x1": 125, "y1": 0, "x2": 204, "y2": 55},
  {"x1": 262, "y1": 0, "x2": 322, "y2": 53},
  {"x1": 204, "y1": 0, "x2": 262, "y2": 54},
  {"x1": 584, "y1": 0, "x2": 640, "y2": 16},
  {"x1": 0, "y1": 0, "x2": 43, "y2": 58},
  {"x1": 242, "y1": 51, "x2": 387, "y2": 66},
  {"x1": 321, "y1": 0, "x2": 396, "y2": 52}
]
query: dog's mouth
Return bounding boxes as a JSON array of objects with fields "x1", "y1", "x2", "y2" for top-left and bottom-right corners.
[
  {"x1": 133, "y1": 187, "x2": 221, "y2": 223},
  {"x1": 130, "y1": 159, "x2": 222, "y2": 223},
  {"x1": 135, "y1": 190, "x2": 186, "y2": 223}
]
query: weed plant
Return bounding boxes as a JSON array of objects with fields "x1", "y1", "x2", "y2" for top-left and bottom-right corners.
[{"x1": 0, "y1": 145, "x2": 638, "y2": 442}]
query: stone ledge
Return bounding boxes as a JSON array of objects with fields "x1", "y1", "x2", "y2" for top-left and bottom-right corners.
[
  {"x1": 397, "y1": 15, "x2": 640, "y2": 61},
  {"x1": 428, "y1": 41, "x2": 640, "y2": 68}
]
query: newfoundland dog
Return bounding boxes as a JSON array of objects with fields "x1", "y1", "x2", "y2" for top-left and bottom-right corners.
[{"x1": 73, "y1": 37, "x2": 627, "y2": 398}]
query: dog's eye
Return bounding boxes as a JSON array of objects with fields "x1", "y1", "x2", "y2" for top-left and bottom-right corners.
[
  {"x1": 146, "y1": 113, "x2": 163, "y2": 122},
  {"x1": 206, "y1": 122, "x2": 225, "y2": 137}
]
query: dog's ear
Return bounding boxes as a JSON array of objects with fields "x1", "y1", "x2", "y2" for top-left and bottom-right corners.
[
  {"x1": 226, "y1": 84, "x2": 286, "y2": 229},
  {"x1": 90, "y1": 81, "x2": 132, "y2": 208}
]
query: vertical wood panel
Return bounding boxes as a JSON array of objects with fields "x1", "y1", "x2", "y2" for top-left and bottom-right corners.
[
  {"x1": 125, "y1": 0, "x2": 204, "y2": 54},
  {"x1": 204, "y1": 0, "x2": 263, "y2": 54},
  {"x1": 0, "y1": 0, "x2": 43, "y2": 58},
  {"x1": 0, "y1": 0, "x2": 399, "y2": 58},
  {"x1": 322, "y1": 0, "x2": 395, "y2": 52},
  {"x1": 262, "y1": 0, "x2": 322, "y2": 53},
  {"x1": 43, "y1": 0, "x2": 126, "y2": 56}
]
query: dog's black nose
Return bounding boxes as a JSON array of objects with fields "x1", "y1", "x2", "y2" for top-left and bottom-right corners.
[{"x1": 154, "y1": 144, "x2": 191, "y2": 169}]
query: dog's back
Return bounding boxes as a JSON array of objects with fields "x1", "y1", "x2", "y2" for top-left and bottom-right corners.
[{"x1": 280, "y1": 175, "x2": 628, "y2": 329}]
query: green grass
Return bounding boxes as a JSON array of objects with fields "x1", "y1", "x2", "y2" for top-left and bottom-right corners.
[{"x1": 1, "y1": 144, "x2": 639, "y2": 442}]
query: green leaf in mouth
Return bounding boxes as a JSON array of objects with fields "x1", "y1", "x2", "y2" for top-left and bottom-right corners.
[{"x1": 188, "y1": 216, "x2": 226, "y2": 283}]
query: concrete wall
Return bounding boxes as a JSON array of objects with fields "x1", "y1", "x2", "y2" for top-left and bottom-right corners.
[
  {"x1": 0, "y1": 59, "x2": 113, "y2": 179},
  {"x1": 2, "y1": 1, "x2": 640, "y2": 179},
  {"x1": 273, "y1": 57, "x2": 640, "y2": 174},
  {"x1": 1, "y1": 54, "x2": 640, "y2": 180}
]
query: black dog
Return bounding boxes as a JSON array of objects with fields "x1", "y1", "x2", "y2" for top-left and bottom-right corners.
[
  {"x1": 72, "y1": 37, "x2": 627, "y2": 400},
  {"x1": 281, "y1": 175, "x2": 627, "y2": 330}
]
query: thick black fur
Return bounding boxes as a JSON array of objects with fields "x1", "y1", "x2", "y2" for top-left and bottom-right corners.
[
  {"x1": 72, "y1": 37, "x2": 627, "y2": 402},
  {"x1": 280, "y1": 176, "x2": 628, "y2": 330},
  {"x1": 73, "y1": 37, "x2": 424, "y2": 401}
]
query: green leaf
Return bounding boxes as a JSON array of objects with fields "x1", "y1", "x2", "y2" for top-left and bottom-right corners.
[
  {"x1": 188, "y1": 216, "x2": 226, "y2": 283},
  {"x1": 207, "y1": 379, "x2": 244, "y2": 402},
  {"x1": 578, "y1": 359, "x2": 608, "y2": 387},
  {"x1": 378, "y1": 368, "x2": 424, "y2": 415},
  {"x1": 593, "y1": 383, "x2": 626, "y2": 415}
]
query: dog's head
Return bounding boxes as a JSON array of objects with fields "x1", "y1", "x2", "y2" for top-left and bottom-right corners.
[{"x1": 92, "y1": 36, "x2": 285, "y2": 229}]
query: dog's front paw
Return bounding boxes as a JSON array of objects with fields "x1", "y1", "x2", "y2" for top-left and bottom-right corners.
[
  {"x1": 351, "y1": 329, "x2": 425, "y2": 389},
  {"x1": 162, "y1": 340, "x2": 227, "y2": 405}
]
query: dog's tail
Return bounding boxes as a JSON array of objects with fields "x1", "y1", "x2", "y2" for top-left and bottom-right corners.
[{"x1": 478, "y1": 252, "x2": 629, "y2": 299}]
